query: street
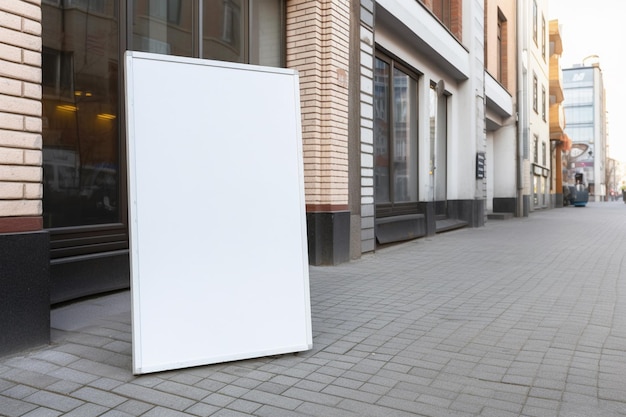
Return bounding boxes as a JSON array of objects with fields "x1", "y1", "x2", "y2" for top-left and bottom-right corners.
[{"x1": 1, "y1": 202, "x2": 625, "y2": 416}]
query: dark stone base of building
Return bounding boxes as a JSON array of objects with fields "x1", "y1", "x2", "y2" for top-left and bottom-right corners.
[
  {"x1": 522, "y1": 194, "x2": 530, "y2": 217},
  {"x1": 493, "y1": 197, "x2": 517, "y2": 214},
  {"x1": 307, "y1": 211, "x2": 350, "y2": 266},
  {"x1": 375, "y1": 213, "x2": 427, "y2": 244},
  {"x1": 554, "y1": 193, "x2": 564, "y2": 207},
  {"x1": 448, "y1": 199, "x2": 485, "y2": 228},
  {"x1": 0, "y1": 231, "x2": 50, "y2": 357},
  {"x1": 51, "y1": 251, "x2": 130, "y2": 305}
]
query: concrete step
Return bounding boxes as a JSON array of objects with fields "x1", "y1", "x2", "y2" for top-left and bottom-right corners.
[{"x1": 487, "y1": 212, "x2": 514, "y2": 220}]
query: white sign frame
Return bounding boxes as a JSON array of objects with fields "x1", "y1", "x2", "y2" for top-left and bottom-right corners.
[{"x1": 124, "y1": 51, "x2": 312, "y2": 374}]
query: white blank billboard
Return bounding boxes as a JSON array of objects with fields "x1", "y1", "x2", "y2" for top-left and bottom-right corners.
[{"x1": 124, "y1": 51, "x2": 312, "y2": 374}]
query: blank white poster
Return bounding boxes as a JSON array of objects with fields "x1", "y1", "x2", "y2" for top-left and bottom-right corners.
[{"x1": 124, "y1": 51, "x2": 312, "y2": 375}]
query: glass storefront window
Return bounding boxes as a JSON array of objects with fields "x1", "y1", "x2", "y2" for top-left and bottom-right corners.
[
  {"x1": 42, "y1": 0, "x2": 284, "y2": 233},
  {"x1": 202, "y1": 0, "x2": 282, "y2": 66},
  {"x1": 42, "y1": 1, "x2": 120, "y2": 228},
  {"x1": 203, "y1": 0, "x2": 244, "y2": 62},
  {"x1": 374, "y1": 56, "x2": 418, "y2": 213},
  {"x1": 131, "y1": 0, "x2": 283, "y2": 65},
  {"x1": 392, "y1": 68, "x2": 418, "y2": 203},
  {"x1": 133, "y1": 0, "x2": 194, "y2": 57}
]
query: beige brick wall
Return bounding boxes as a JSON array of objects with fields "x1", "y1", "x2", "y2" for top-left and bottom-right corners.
[
  {"x1": 286, "y1": 0, "x2": 350, "y2": 208},
  {"x1": 0, "y1": 0, "x2": 42, "y2": 225}
]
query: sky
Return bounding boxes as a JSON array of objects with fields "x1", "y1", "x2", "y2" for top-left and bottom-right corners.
[{"x1": 548, "y1": 0, "x2": 626, "y2": 163}]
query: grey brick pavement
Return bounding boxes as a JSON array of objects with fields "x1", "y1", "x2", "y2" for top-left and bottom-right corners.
[{"x1": 1, "y1": 202, "x2": 626, "y2": 416}]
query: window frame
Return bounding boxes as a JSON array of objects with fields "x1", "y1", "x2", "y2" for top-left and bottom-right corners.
[
  {"x1": 496, "y1": 9, "x2": 507, "y2": 85},
  {"x1": 542, "y1": 85, "x2": 546, "y2": 121},
  {"x1": 131, "y1": 0, "x2": 286, "y2": 66},
  {"x1": 532, "y1": 0, "x2": 538, "y2": 46},
  {"x1": 541, "y1": 14, "x2": 546, "y2": 61},
  {"x1": 533, "y1": 74, "x2": 538, "y2": 113}
]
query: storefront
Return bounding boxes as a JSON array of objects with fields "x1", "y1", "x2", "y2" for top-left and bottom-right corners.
[{"x1": 41, "y1": 0, "x2": 285, "y2": 303}]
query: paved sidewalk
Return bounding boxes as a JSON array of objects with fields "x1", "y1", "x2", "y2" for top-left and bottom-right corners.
[{"x1": 2, "y1": 202, "x2": 626, "y2": 416}]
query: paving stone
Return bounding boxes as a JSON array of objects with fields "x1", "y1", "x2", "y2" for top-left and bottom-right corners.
[
  {"x1": 32, "y1": 350, "x2": 79, "y2": 366},
  {"x1": 47, "y1": 367, "x2": 100, "y2": 385},
  {"x1": 114, "y1": 399, "x2": 154, "y2": 415},
  {"x1": 71, "y1": 386, "x2": 127, "y2": 408},
  {"x1": 23, "y1": 390, "x2": 84, "y2": 412},
  {"x1": 223, "y1": 398, "x2": 262, "y2": 414},
  {"x1": 20, "y1": 407, "x2": 63, "y2": 417},
  {"x1": 61, "y1": 403, "x2": 109, "y2": 417},
  {"x1": 153, "y1": 380, "x2": 211, "y2": 401},
  {"x1": 4, "y1": 357, "x2": 60, "y2": 375},
  {"x1": 283, "y1": 386, "x2": 343, "y2": 406},
  {"x1": 141, "y1": 406, "x2": 192, "y2": 417},
  {"x1": 68, "y1": 359, "x2": 133, "y2": 382},
  {"x1": 46, "y1": 380, "x2": 83, "y2": 395},
  {"x1": 295, "y1": 401, "x2": 361, "y2": 416},
  {"x1": 0, "y1": 394, "x2": 38, "y2": 417},
  {"x1": 88, "y1": 377, "x2": 126, "y2": 391},
  {"x1": 240, "y1": 390, "x2": 302, "y2": 410},
  {"x1": 184, "y1": 402, "x2": 220, "y2": 416},
  {"x1": 201, "y1": 392, "x2": 237, "y2": 408},
  {"x1": 338, "y1": 398, "x2": 425, "y2": 417},
  {"x1": 2, "y1": 384, "x2": 38, "y2": 399},
  {"x1": 112, "y1": 383, "x2": 195, "y2": 411},
  {"x1": 1, "y1": 369, "x2": 60, "y2": 389},
  {"x1": 321, "y1": 384, "x2": 380, "y2": 403},
  {"x1": 219, "y1": 406, "x2": 268, "y2": 417}
]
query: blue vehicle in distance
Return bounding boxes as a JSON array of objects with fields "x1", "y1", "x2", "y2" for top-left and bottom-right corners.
[{"x1": 565, "y1": 173, "x2": 589, "y2": 207}]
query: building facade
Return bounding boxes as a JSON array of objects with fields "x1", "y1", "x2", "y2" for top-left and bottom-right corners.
[
  {"x1": 364, "y1": 0, "x2": 486, "y2": 251},
  {"x1": 518, "y1": 0, "x2": 550, "y2": 213},
  {"x1": 562, "y1": 61, "x2": 607, "y2": 202},
  {"x1": 484, "y1": 0, "x2": 517, "y2": 217},
  {"x1": 2, "y1": 0, "x2": 507, "y2": 356},
  {"x1": 548, "y1": 19, "x2": 569, "y2": 207}
]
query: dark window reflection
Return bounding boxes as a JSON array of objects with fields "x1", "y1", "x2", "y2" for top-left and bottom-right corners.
[
  {"x1": 130, "y1": 0, "x2": 282, "y2": 64},
  {"x1": 202, "y1": 0, "x2": 282, "y2": 66},
  {"x1": 374, "y1": 58, "x2": 390, "y2": 203},
  {"x1": 42, "y1": 1, "x2": 120, "y2": 228},
  {"x1": 203, "y1": 0, "x2": 244, "y2": 63},
  {"x1": 132, "y1": 0, "x2": 193, "y2": 57}
]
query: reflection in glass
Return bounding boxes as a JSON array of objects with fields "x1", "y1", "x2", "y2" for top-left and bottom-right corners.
[
  {"x1": 374, "y1": 58, "x2": 419, "y2": 206},
  {"x1": 133, "y1": 0, "x2": 193, "y2": 57},
  {"x1": 203, "y1": 0, "x2": 244, "y2": 63},
  {"x1": 249, "y1": 0, "x2": 282, "y2": 66},
  {"x1": 392, "y1": 68, "x2": 417, "y2": 203},
  {"x1": 203, "y1": 0, "x2": 282, "y2": 66},
  {"x1": 564, "y1": 106, "x2": 593, "y2": 124},
  {"x1": 42, "y1": 1, "x2": 120, "y2": 227},
  {"x1": 374, "y1": 58, "x2": 390, "y2": 203}
]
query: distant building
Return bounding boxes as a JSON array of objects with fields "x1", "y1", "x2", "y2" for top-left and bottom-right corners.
[
  {"x1": 562, "y1": 60, "x2": 607, "y2": 201},
  {"x1": 548, "y1": 20, "x2": 570, "y2": 207},
  {"x1": 520, "y1": 0, "x2": 551, "y2": 212}
]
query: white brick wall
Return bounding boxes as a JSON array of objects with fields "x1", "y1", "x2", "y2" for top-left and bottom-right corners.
[{"x1": 0, "y1": 0, "x2": 42, "y2": 219}]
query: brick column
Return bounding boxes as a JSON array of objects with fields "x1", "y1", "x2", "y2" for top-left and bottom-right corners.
[
  {"x1": 286, "y1": 0, "x2": 351, "y2": 265},
  {"x1": 0, "y1": 0, "x2": 50, "y2": 357}
]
